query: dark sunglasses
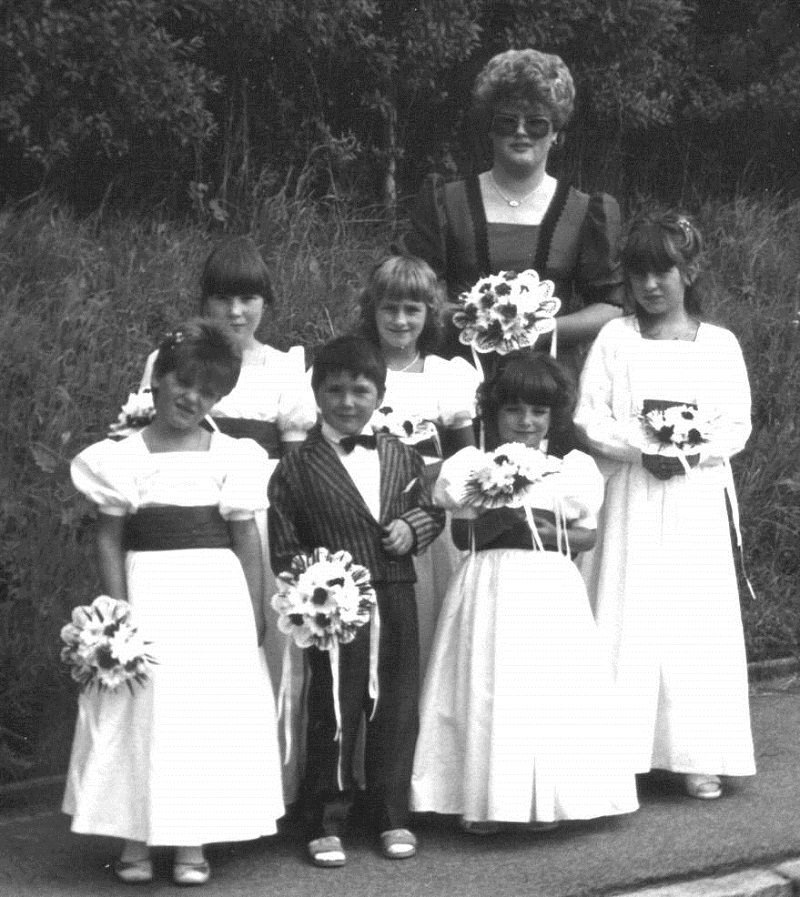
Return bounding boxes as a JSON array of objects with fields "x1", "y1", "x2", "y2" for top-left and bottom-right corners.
[{"x1": 490, "y1": 113, "x2": 552, "y2": 139}]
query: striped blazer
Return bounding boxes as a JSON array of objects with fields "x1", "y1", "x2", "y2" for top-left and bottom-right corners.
[{"x1": 267, "y1": 426, "x2": 445, "y2": 584}]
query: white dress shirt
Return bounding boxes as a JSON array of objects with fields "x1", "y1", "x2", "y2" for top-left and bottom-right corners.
[{"x1": 321, "y1": 420, "x2": 381, "y2": 521}]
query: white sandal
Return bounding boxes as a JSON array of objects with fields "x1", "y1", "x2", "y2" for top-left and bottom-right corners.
[{"x1": 685, "y1": 773, "x2": 722, "y2": 800}]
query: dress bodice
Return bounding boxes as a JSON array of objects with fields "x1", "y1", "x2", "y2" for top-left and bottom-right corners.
[
  {"x1": 70, "y1": 431, "x2": 269, "y2": 519},
  {"x1": 404, "y1": 174, "x2": 624, "y2": 313},
  {"x1": 575, "y1": 316, "x2": 752, "y2": 465},
  {"x1": 382, "y1": 354, "x2": 481, "y2": 431}
]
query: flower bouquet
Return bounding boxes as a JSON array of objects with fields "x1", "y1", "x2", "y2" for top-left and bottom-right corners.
[
  {"x1": 453, "y1": 269, "x2": 560, "y2": 357},
  {"x1": 60, "y1": 595, "x2": 155, "y2": 692},
  {"x1": 370, "y1": 405, "x2": 439, "y2": 449},
  {"x1": 640, "y1": 400, "x2": 716, "y2": 470},
  {"x1": 271, "y1": 548, "x2": 379, "y2": 777},
  {"x1": 271, "y1": 548, "x2": 377, "y2": 651},
  {"x1": 370, "y1": 405, "x2": 442, "y2": 479},
  {"x1": 447, "y1": 443, "x2": 563, "y2": 553},
  {"x1": 462, "y1": 442, "x2": 562, "y2": 510},
  {"x1": 108, "y1": 390, "x2": 155, "y2": 439}
]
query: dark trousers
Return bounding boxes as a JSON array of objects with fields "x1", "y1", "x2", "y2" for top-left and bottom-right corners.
[{"x1": 300, "y1": 582, "x2": 420, "y2": 839}]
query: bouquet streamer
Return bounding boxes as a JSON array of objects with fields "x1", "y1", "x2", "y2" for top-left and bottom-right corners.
[
  {"x1": 271, "y1": 549, "x2": 379, "y2": 788},
  {"x1": 639, "y1": 401, "x2": 756, "y2": 601}
]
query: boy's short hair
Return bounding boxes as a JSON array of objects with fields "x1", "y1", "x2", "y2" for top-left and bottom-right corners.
[
  {"x1": 311, "y1": 335, "x2": 387, "y2": 396},
  {"x1": 153, "y1": 318, "x2": 242, "y2": 398}
]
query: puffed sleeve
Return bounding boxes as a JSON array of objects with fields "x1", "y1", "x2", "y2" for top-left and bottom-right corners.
[
  {"x1": 70, "y1": 439, "x2": 136, "y2": 516},
  {"x1": 574, "y1": 320, "x2": 644, "y2": 463},
  {"x1": 432, "y1": 446, "x2": 483, "y2": 514},
  {"x1": 436, "y1": 356, "x2": 481, "y2": 429},
  {"x1": 219, "y1": 437, "x2": 272, "y2": 520},
  {"x1": 556, "y1": 450, "x2": 605, "y2": 529},
  {"x1": 399, "y1": 173, "x2": 448, "y2": 279},
  {"x1": 697, "y1": 327, "x2": 752, "y2": 464},
  {"x1": 276, "y1": 346, "x2": 317, "y2": 442},
  {"x1": 575, "y1": 193, "x2": 625, "y2": 308}
]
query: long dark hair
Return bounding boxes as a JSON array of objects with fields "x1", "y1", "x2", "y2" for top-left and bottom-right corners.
[
  {"x1": 622, "y1": 210, "x2": 704, "y2": 317},
  {"x1": 477, "y1": 351, "x2": 577, "y2": 457},
  {"x1": 152, "y1": 318, "x2": 242, "y2": 399}
]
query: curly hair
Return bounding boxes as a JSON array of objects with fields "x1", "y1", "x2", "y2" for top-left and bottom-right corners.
[
  {"x1": 152, "y1": 318, "x2": 242, "y2": 399},
  {"x1": 472, "y1": 49, "x2": 575, "y2": 132},
  {"x1": 477, "y1": 351, "x2": 577, "y2": 457},
  {"x1": 356, "y1": 254, "x2": 444, "y2": 356},
  {"x1": 622, "y1": 210, "x2": 704, "y2": 317}
]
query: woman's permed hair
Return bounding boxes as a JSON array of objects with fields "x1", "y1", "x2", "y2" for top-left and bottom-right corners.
[
  {"x1": 152, "y1": 318, "x2": 242, "y2": 399},
  {"x1": 200, "y1": 236, "x2": 275, "y2": 307},
  {"x1": 357, "y1": 254, "x2": 444, "y2": 356},
  {"x1": 472, "y1": 49, "x2": 575, "y2": 133},
  {"x1": 311, "y1": 335, "x2": 387, "y2": 397},
  {"x1": 478, "y1": 351, "x2": 577, "y2": 457},
  {"x1": 622, "y1": 211, "x2": 704, "y2": 317}
]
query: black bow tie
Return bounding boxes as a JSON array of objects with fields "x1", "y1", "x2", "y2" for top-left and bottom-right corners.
[{"x1": 339, "y1": 433, "x2": 378, "y2": 453}]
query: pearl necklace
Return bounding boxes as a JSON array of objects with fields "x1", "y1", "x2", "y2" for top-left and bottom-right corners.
[
  {"x1": 490, "y1": 171, "x2": 540, "y2": 208},
  {"x1": 389, "y1": 351, "x2": 421, "y2": 373}
]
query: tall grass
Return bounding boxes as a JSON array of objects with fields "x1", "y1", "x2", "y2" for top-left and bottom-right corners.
[
  {"x1": 698, "y1": 199, "x2": 800, "y2": 662},
  {"x1": 0, "y1": 192, "x2": 798, "y2": 783}
]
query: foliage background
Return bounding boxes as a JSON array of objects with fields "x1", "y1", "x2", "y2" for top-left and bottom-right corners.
[
  {"x1": 3, "y1": 0, "x2": 800, "y2": 209},
  {"x1": 1, "y1": 1, "x2": 800, "y2": 783}
]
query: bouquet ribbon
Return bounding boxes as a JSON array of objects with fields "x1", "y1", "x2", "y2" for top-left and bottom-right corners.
[
  {"x1": 277, "y1": 603, "x2": 381, "y2": 790},
  {"x1": 723, "y1": 460, "x2": 757, "y2": 602}
]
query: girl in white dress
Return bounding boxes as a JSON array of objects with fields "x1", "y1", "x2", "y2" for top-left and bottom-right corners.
[
  {"x1": 65, "y1": 320, "x2": 284, "y2": 886},
  {"x1": 574, "y1": 212, "x2": 756, "y2": 799},
  {"x1": 356, "y1": 255, "x2": 481, "y2": 675},
  {"x1": 412, "y1": 353, "x2": 639, "y2": 831},
  {"x1": 139, "y1": 238, "x2": 317, "y2": 802}
]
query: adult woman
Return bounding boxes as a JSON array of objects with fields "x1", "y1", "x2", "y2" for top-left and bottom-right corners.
[
  {"x1": 403, "y1": 49, "x2": 623, "y2": 373},
  {"x1": 574, "y1": 212, "x2": 756, "y2": 799},
  {"x1": 357, "y1": 254, "x2": 481, "y2": 675}
]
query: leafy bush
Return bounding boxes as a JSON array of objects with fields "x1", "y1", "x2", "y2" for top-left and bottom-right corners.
[{"x1": 0, "y1": 0, "x2": 217, "y2": 203}]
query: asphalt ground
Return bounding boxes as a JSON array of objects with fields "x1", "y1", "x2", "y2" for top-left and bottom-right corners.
[{"x1": 2, "y1": 675, "x2": 800, "y2": 897}]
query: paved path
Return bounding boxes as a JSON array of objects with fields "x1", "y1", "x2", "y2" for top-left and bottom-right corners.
[{"x1": 2, "y1": 676, "x2": 800, "y2": 897}]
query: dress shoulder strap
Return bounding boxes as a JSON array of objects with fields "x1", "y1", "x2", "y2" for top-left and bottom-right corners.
[{"x1": 287, "y1": 344, "x2": 307, "y2": 373}]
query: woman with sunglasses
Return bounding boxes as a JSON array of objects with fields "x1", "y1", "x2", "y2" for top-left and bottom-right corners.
[{"x1": 404, "y1": 49, "x2": 623, "y2": 373}]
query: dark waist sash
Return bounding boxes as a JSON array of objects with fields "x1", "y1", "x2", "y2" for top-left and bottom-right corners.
[
  {"x1": 124, "y1": 505, "x2": 231, "y2": 551},
  {"x1": 213, "y1": 417, "x2": 280, "y2": 457},
  {"x1": 475, "y1": 530, "x2": 561, "y2": 552}
]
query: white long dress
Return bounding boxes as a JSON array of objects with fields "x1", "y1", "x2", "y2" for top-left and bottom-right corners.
[
  {"x1": 141, "y1": 344, "x2": 316, "y2": 802},
  {"x1": 63, "y1": 432, "x2": 285, "y2": 845},
  {"x1": 380, "y1": 354, "x2": 481, "y2": 677},
  {"x1": 574, "y1": 316, "x2": 756, "y2": 776},
  {"x1": 411, "y1": 448, "x2": 639, "y2": 824}
]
